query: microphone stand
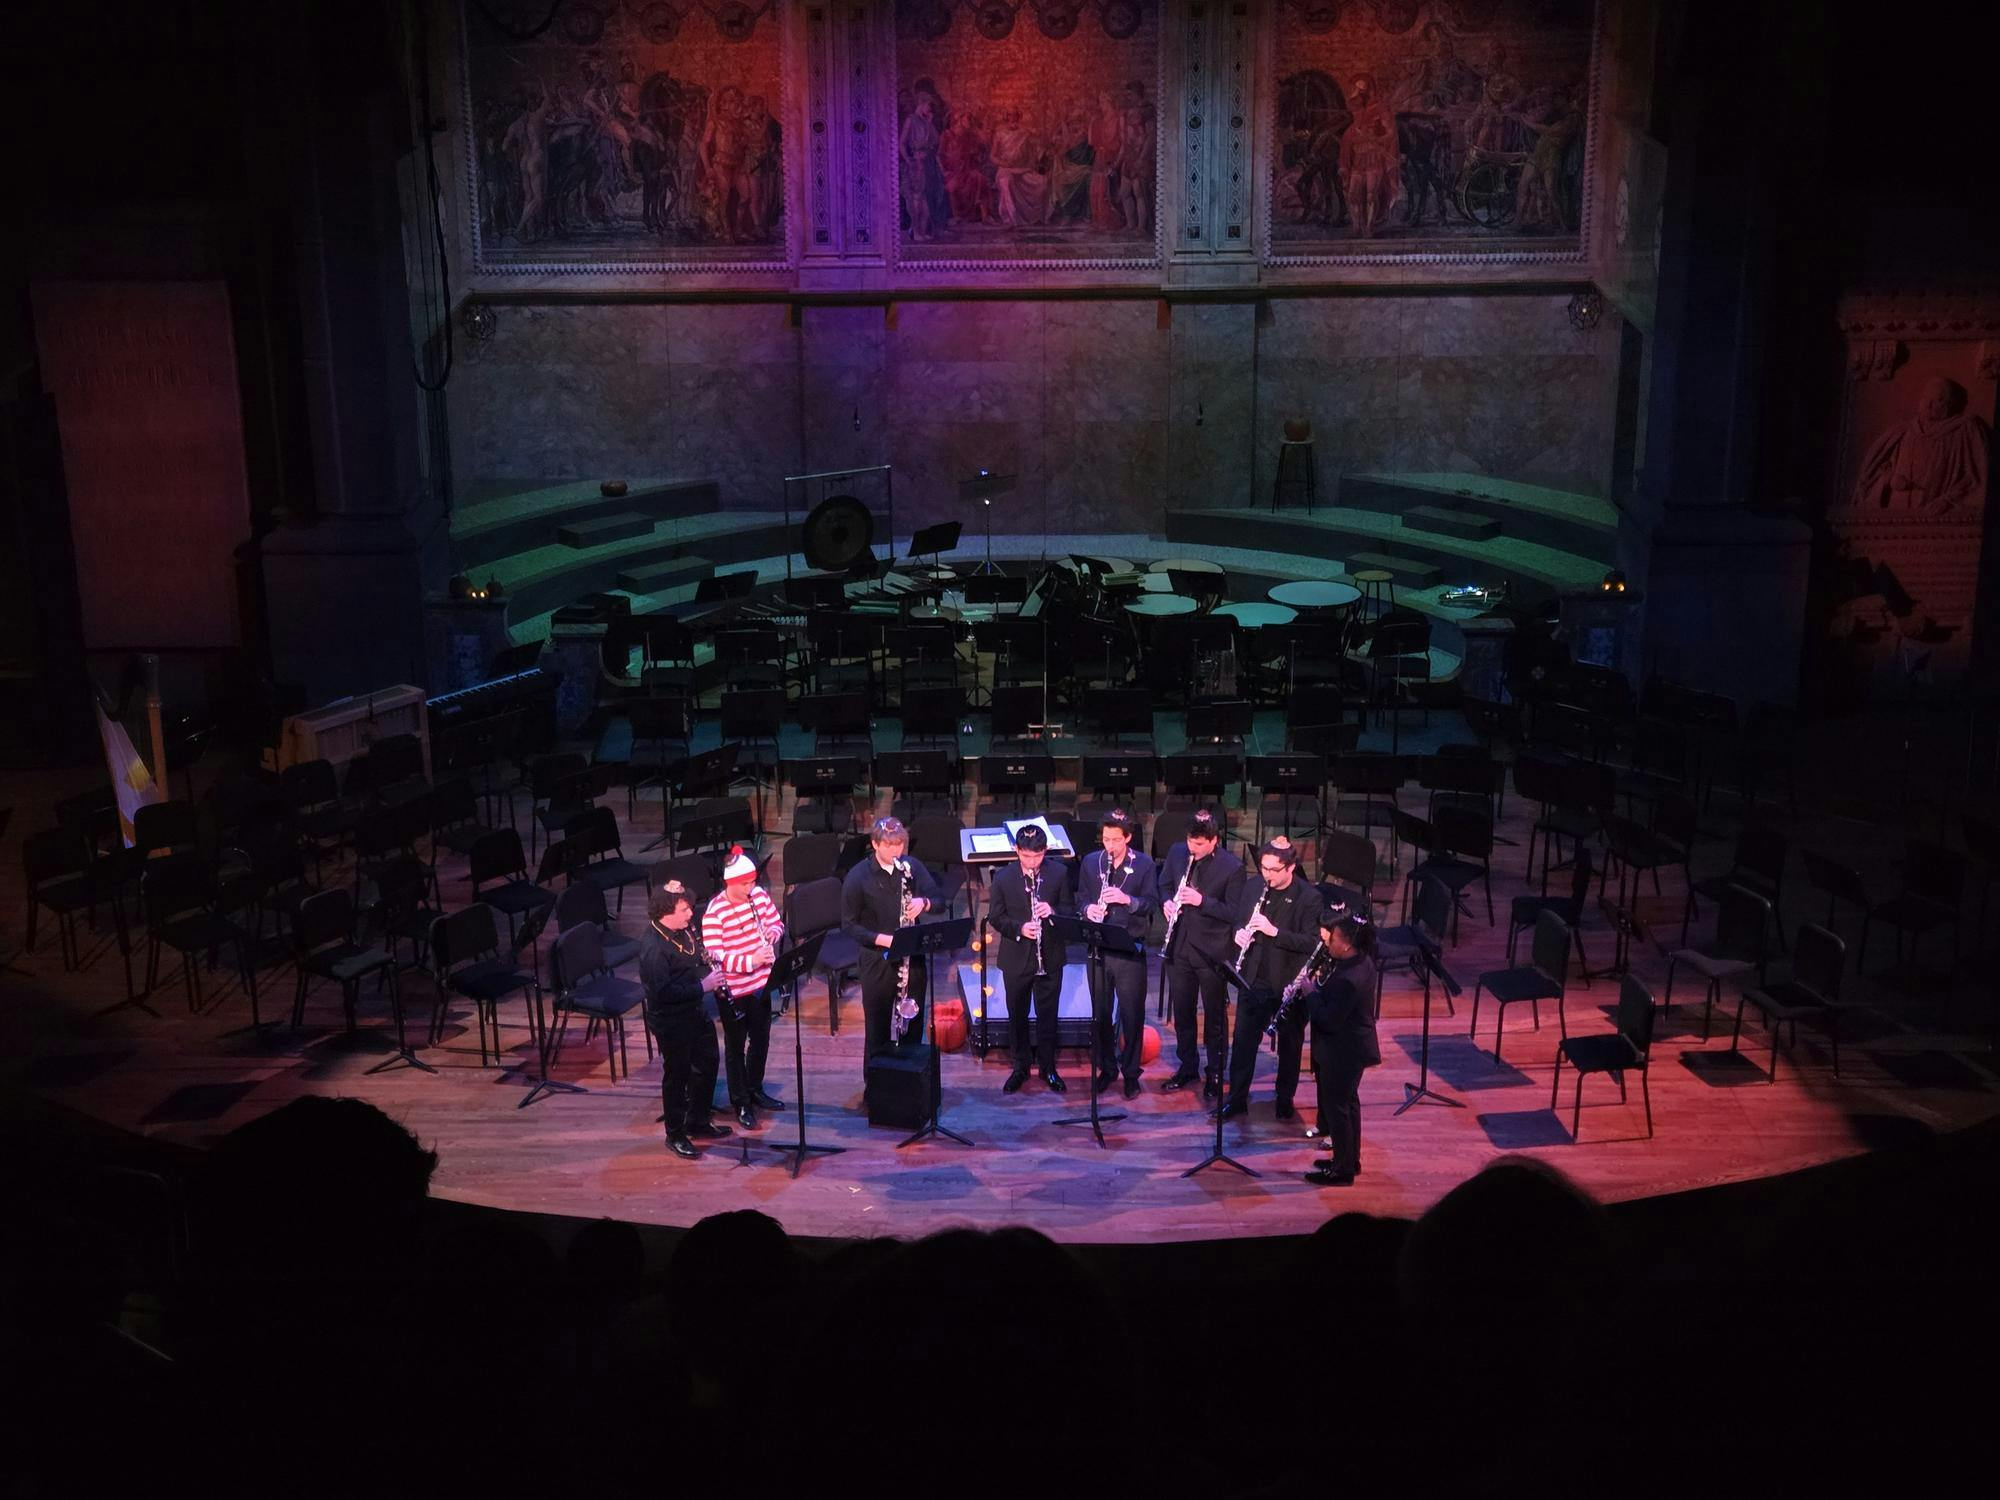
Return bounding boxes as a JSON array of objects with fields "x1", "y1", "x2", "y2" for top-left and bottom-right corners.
[
  {"x1": 1394, "y1": 928, "x2": 1464, "y2": 1115},
  {"x1": 765, "y1": 932, "x2": 838, "y2": 1176},
  {"x1": 1185, "y1": 960, "x2": 1259, "y2": 1177}
]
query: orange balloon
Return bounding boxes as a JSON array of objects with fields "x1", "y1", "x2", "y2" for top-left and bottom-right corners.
[
  {"x1": 1140, "y1": 1024, "x2": 1162, "y2": 1064},
  {"x1": 933, "y1": 998, "x2": 968, "y2": 1052}
]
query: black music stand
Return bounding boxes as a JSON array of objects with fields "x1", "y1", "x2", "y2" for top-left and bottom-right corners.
[
  {"x1": 891, "y1": 916, "x2": 976, "y2": 1149},
  {"x1": 695, "y1": 570, "x2": 758, "y2": 606},
  {"x1": 1048, "y1": 915, "x2": 1134, "y2": 1146},
  {"x1": 1393, "y1": 929, "x2": 1465, "y2": 1116},
  {"x1": 764, "y1": 932, "x2": 838, "y2": 1176},
  {"x1": 1185, "y1": 962, "x2": 1260, "y2": 1178},
  {"x1": 786, "y1": 756, "x2": 867, "y2": 834},
  {"x1": 908, "y1": 520, "x2": 962, "y2": 579},
  {"x1": 639, "y1": 742, "x2": 738, "y2": 854}
]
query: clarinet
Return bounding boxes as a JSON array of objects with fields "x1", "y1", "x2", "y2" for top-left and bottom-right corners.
[
  {"x1": 1030, "y1": 864, "x2": 1047, "y2": 977},
  {"x1": 1235, "y1": 885, "x2": 1274, "y2": 969},
  {"x1": 1161, "y1": 853, "x2": 1204, "y2": 960},
  {"x1": 890, "y1": 858, "x2": 919, "y2": 1042},
  {"x1": 1267, "y1": 938, "x2": 1331, "y2": 1037}
]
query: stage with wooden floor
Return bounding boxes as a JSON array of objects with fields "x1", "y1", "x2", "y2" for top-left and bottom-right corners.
[{"x1": 6, "y1": 768, "x2": 1995, "y2": 1246}]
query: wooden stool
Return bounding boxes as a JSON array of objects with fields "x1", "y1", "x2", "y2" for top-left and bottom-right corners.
[{"x1": 1352, "y1": 568, "x2": 1395, "y2": 618}]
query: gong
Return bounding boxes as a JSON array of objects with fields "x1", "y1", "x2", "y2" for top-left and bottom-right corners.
[{"x1": 802, "y1": 493, "x2": 875, "y2": 573}]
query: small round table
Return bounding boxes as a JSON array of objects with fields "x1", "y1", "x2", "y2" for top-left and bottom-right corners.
[
  {"x1": 1268, "y1": 579, "x2": 1361, "y2": 611},
  {"x1": 1212, "y1": 601, "x2": 1298, "y2": 628},
  {"x1": 1148, "y1": 556, "x2": 1225, "y2": 575},
  {"x1": 1124, "y1": 594, "x2": 1198, "y2": 617}
]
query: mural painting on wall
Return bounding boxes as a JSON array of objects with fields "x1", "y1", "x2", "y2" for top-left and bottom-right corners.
[
  {"x1": 893, "y1": 0, "x2": 1163, "y2": 266},
  {"x1": 1824, "y1": 306, "x2": 1998, "y2": 698},
  {"x1": 1269, "y1": 0, "x2": 1598, "y2": 262},
  {"x1": 463, "y1": 0, "x2": 786, "y2": 270}
]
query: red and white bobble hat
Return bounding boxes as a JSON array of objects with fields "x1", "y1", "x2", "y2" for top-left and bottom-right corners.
[{"x1": 722, "y1": 845, "x2": 757, "y2": 884}]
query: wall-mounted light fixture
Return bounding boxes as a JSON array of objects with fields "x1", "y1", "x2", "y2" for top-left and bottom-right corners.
[
  {"x1": 460, "y1": 302, "x2": 498, "y2": 341},
  {"x1": 1567, "y1": 290, "x2": 1604, "y2": 332}
]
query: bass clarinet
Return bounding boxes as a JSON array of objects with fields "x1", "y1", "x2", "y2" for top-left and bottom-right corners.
[{"x1": 890, "y1": 857, "x2": 920, "y2": 1042}]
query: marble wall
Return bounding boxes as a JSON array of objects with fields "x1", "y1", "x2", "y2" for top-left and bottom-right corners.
[{"x1": 450, "y1": 289, "x2": 1620, "y2": 531}]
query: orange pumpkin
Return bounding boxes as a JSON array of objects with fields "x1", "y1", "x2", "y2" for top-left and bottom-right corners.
[{"x1": 933, "y1": 998, "x2": 968, "y2": 1051}]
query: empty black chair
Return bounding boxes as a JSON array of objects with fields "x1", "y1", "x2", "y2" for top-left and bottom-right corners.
[
  {"x1": 1319, "y1": 827, "x2": 1379, "y2": 912},
  {"x1": 371, "y1": 853, "x2": 441, "y2": 971},
  {"x1": 523, "y1": 753, "x2": 589, "y2": 860},
  {"x1": 1538, "y1": 758, "x2": 1617, "y2": 894},
  {"x1": 468, "y1": 829, "x2": 558, "y2": 942},
  {"x1": 569, "y1": 804, "x2": 653, "y2": 914},
  {"x1": 801, "y1": 690, "x2": 873, "y2": 760},
  {"x1": 281, "y1": 759, "x2": 357, "y2": 877},
  {"x1": 1732, "y1": 923, "x2": 1849, "y2": 1082},
  {"x1": 290, "y1": 886, "x2": 401, "y2": 1038},
  {"x1": 781, "y1": 831, "x2": 843, "y2": 893},
  {"x1": 1150, "y1": 808, "x2": 1193, "y2": 862},
  {"x1": 1550, "y1": 973, "x2": 1655, "y2": 1139},
  {"x1": 1600, "y1": 794, "x2": 1696, "y2": 909},
  {"x1": 1663, "y1": 883, "x2": 1770, "y2": 1039},
  {"x1": 23, "y1": 826, "x2": 93, "y2": 971},
  {"x1": 1247, "y1": 753, "x2": 1325, "y2": 845},
  {"x1": 431, "y1": 902, "x2": 539, "y2": 1064},
  {"x1": 1392, "y1": 809, "x2": 1483, "y2": 943},
  {"x1": 1328, "y1": 753, "x2": 1404, "y2": 853},
  {"x1": 1470, "y1": 911, "x2": 1573, "y2": 1064},
  {"x1": 785, "y1": 874, "x2": 860, "y2": 1034},
  {"x1": 142, "y1": 856, "x2": 257, "y2": 1017},
  {"x1": 1432, "y1": 802, "x2": 1496, "y2": 929},
  {"x1": 909, "y1": 812, "x2": 970, "y2": 918},
  {"x1": 1508, "y1": 845, "x2": 1593, "y2": 980},
  {"x1": 1374, "y1": 874, "x2": 1455, "y2": 1012},
  {"x1": 548, "y1": 922, "x2": 645, "y2": 1082},
  {"x1": 898, "y1": 688, "x2": 965, "y2": 755},
  {"x1": 133, "y1": 800, "x2": 200, "y2": 862},
  {"x1": 1859, "y1": 840, "x2": 1963, "y2": 979},
  {"x1": 430, "y1": 776, "x2": 496, "y2": 861},
  {"x1": 554, "y1": 880, "x2": 640, "y2": 970},
  {"x1": 1685, "y1": 821, "x2": 1788, "y2": 947}
]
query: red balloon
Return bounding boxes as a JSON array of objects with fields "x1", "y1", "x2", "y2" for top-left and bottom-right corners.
[
  {"x1": 933, "y1": 998, "x2": 968, "y2": 1052},
  {"x1": 1140, "y1": 1025, "x2": 1162, "y2": 1064}
]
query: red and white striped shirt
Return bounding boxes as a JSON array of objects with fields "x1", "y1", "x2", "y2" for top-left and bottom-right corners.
[{"x1": 701, "y1": 886, "x2": 784, "y2": 998}]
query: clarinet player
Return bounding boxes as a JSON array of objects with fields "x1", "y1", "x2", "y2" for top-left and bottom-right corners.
[
  {"x1": 1076, "y1": 807, "x2": 1158, "y2": 1098},
  {"x1": 1304, "y1": 908, "x2": 1380, "y2": 1187},
  {"x1": 1158, "y1": 809, "x2": 1244, "y2": 1097},
  {"x1": 840, "y1": 817, "x2": 939, "y2": 1064},
  {"x1": 639, "y1": 879, "x2": 732, "y2": 1159},
  {"x1": 1218, "y1": 839, "x2": 1323, "y2": 1122},
  {"x1": 987, "y1": 823, "x2": 1072, "y2": 1093}
]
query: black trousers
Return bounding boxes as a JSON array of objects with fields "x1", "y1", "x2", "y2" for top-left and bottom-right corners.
[
  {"x1": 1168, "y1": 951, "x2": 1230, "y2": 1083},
  {"x1": 653, "y1": 1006, "x2": 718, "y2": 1134},
  {"x1": 1312, "y1": 1033, "x2": 1367, "y2": 1175},
  {"x1": 1005, "y1": 966, "x2": 1063, "y2": 1073},
  {"x1": 1226, "y1": 988, "x2": 1305, "y2": 1108},
  {"x1": 1090, "y1": 952, "x2": 1147, "y2": 1081},
  {"x1": 718, "y1": 986, "x2": 772, "y2": 1107},
  {"x1": 860, "y1": 952, "x2": 928, "y2": 1056}
]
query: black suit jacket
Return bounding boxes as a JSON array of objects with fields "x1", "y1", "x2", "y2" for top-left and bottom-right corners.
[
  {"x1": 987, "y1": 859, "x2": 1074, "y2": 982},
  {"x1": 1234, "y1": 875, "x2": 1324, "y2": 998},
  {"x1": 840, "y1": 856, "x2": 942, "y2": 969},
  {"x1": 1308, "y1": 953, "x2": 1381, "y2": 1067},
  {"x1": 639, "y1": 924, "x2": 709, "y2": 1023},
  {"x1": 1075, "y1": 848, "x2": 1160, "y2": 949},
  {"x1": 1159, "y1": 844, "x2": 1245, "y2": 963}
]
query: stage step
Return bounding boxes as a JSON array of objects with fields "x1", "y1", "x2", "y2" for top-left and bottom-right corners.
[
  {"x1": 1347, "y1": 550, "x2": 1442, "y2": 586},
  {"x1": 451, "y1": 477, "x2": 721, "y2": 571},
  {"x1": 614, "y1": 555, "x2": 714, "y2": 594},
  {"x1": 558, "y1": 511, "x2": 655, "y2": 549},
  {"x1": 1338, "y1": 470, "x2": 1618, "y2": 564},
  {"x1": 1402, "y1": 505, "x2": 1499, "y2": 542}
]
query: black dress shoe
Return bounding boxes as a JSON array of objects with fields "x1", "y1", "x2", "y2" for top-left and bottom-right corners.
[
  {"x1": 668, "y1": 1133, "x2": 700, "y2": 1160},
  {"x1": 1094, "y1": 1070, "x2": 1116, "y2": 1094},
  {"x1": 1216, "y1": 1098, "x2": 1248, "y2": 1120},
  {"x1": 1202, "y1": 1077, "x2": 1220, "y2": 1099},
  {"x1": 1003, "y1": 1068, "x2": 1029, "y2": 1094},
  {"x1": 1274, "y1": 1100, "x2": 1297, "y2": 1121},
  {"x1": 689, "y1": 1121, "x2": 732, "y2": 1140},
  {"x1": 1304, "y1": 1165, "x2": 1356, "y2": 1186},
  {"x1": 750, "y1": 1090, "x2": 786, "y2": 1110},
  {"x1": 1122, "y1": 1077, "x2": 1142, "y2": 1099},
  {"x1": 735, "y1": 1105, "x2": 757, "y2": 1130},
  {"x1": 1162, "y1": 1074, "x2": 1199, "y2": 1093},
  {"x1": 1042, "y1": 1071, "x2": 1067, "y2": 1093}
]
